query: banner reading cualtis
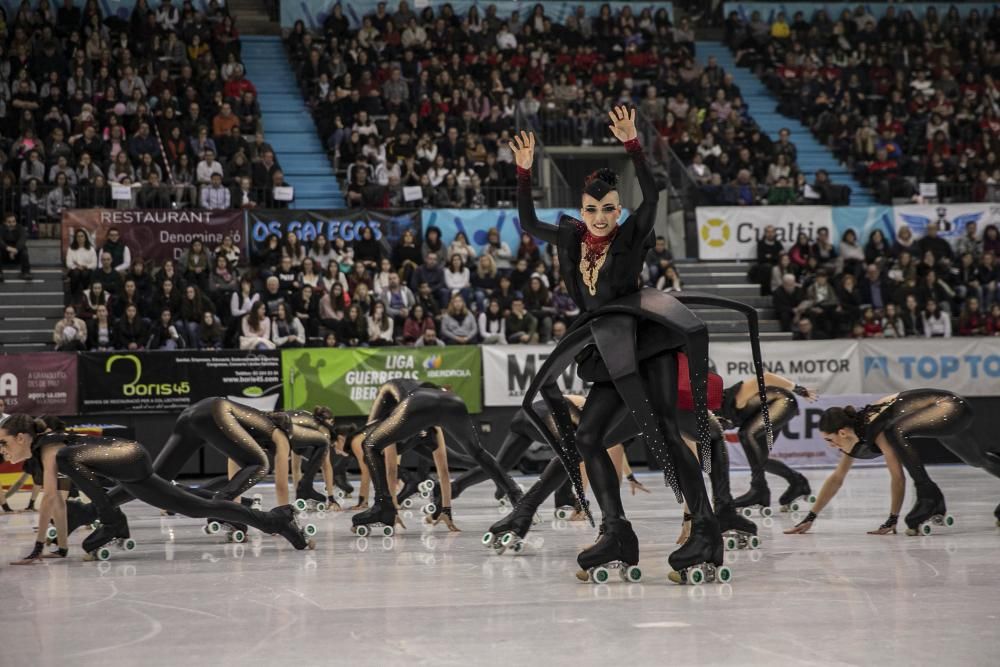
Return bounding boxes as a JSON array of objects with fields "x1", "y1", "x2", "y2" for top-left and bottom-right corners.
[
  {"x1": 282, "y1": 347, "x2": 481, "y2": 416},
  {"x1": 77, "y1": 351, "x2": 283, "y2": 413},
  {"x1": 696, "y1": 206, "x2": 834, "y2": 260},
  {"x1": 0, "y1": 353, "x2": 78, "y2": 415},
  {"x1": 247, "y1": 209, "x2": 420, "y2": 260},
  {"x1": 62, "y1": 209, "x2": 246, "y2": 265}
]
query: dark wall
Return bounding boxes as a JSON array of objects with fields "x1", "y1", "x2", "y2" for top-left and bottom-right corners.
[{"x1": 68, "y1": 397, "x2": 1000, "y2": 477}]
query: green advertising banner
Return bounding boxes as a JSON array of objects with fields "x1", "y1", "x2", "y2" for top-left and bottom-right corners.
[{"x1": 282, "y1": 347, "x2": 482, "y2": 416}]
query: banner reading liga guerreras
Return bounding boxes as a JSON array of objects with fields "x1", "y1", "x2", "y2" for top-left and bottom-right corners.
[
  {"x1": 0, "y1": 353, "x2": 78, "y2": 415},
  {"x1": 282, "y1": 347, "x2": 481, "y2": 416},
  {"x1": 62, "y1": 209, "x2": 246, "y2": 265},
  {"x1": 696, "y1": 206, "x2": 834, "y2": 260}
]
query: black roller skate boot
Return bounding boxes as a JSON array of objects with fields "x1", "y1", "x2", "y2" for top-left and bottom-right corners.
[
  {"x1": 420, "y1": 480, "x2": 442, "y2": 516},
  {"x1": 994, "y1": 502, "x2": 1000, "y2": 527},
  {"x1": 575, "y1": 518, "x2": 642, "y2": 583},
  {"x1": 351, "y1": 497, "x2": 399, "y2": 538},
  {"x1": 732, "y1": 479, "x2": 772, "y2": 518},
  {"x1": 65, "y1": 498, "x2": 99, "y2": 537},
  {"x1": 553, "y1": 479, "x2": 579, "y2": 520},
  {"x1": 268, "y1": 504, "x2": 317, "y2": 549},
  {"x1": 905, "y1": 481, "x2": 953, "y2": 535},
  {"x1": 778, "y1": 474, "x2": 815, "y2": 512},
  {"x1": 332, "y1": 453, "x2": 354, "y2": 498},
  {"x1": 482, "y1": 503, "x2": 537, "y2": 555},
  {"x1": 82, "y1": 508, "x2": 135, "y2": 561},
  {"x1": 294, "y1": 483, "x2": 328, "y2": 512},
  {"x1": 397, "y1": 472, "x2": 423, "y2": 509},
  {"x1": 668, "y1": 516, "x2": 729, "y2": 585},
  {"x1": 717, "y1": 502, "x2": 760, "y2": 551}
]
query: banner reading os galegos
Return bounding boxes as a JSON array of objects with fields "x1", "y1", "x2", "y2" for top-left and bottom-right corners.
[{"x1": 282, "y1": 346, "x2": 481, "y2": 416}]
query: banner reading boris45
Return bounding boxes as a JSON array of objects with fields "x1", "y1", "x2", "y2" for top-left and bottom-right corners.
[
  {"x1": 481, "y1": 345, "x2": 591, "y2": 407},
  {"x1": 696, "y1": 206, "x2": 834, "y2": 260},
  {"x1": 282, "y1": 347, "x2": 481, "y2": 416},
  {"x1": 248, "y1": 209, "x2": 420, "y2": 258},
  {"x1": 0, "y1": 353, "x2": 78, "y2": 415},
  {"x1": 78, "y1": 351, "x2": 283, "y2": 413},
  {"x1": 62, "y1": 209, "x2": 246, "y2": 265}
]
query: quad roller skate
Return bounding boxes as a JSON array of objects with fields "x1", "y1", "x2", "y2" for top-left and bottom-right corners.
[
  {"x1": 482, "y1": 507, "x2": 534, "y2": 555},
  {"x1": 779, "y1": 475, "x2": 816, "y2": 513},
  {"x1": 905, "y1": 483, "x2": 954, "y2": 536},
  {"x1": 554, "y1": 505, "x2": 577, "y2": 520},
  {"x1": 82, "y1": 510, "x2": 136, "y2": 561},
  {"x1": 333, "y1": 468, "x2": 354, "y2": 500},
  {"x1": 575, "y1": 519, "x2": 642, "y2": 584},
  {"x1": 269, "y1": 504, "x2": 317, "y2": 549},
  {"x1": 733, "y1": 482, "x2": 773, "y2": 518},
  {"x1": 397, "y1": 474, "x2": 423, "y2": 509},
  {"x1": 293, "y1": 484, "x2": 328, "y2": 513},
  {"x1": 351, "y1": 499, "x2": 399, "y2": 538},
  {"x1": 204, "y1": 520, "x2": 249, "y2": 543},
  {"x1": 63, "y1": 498, "x2": 99, "y2": 540},
  {"x1": 717, "y1": 504, "x2": 760, "y2": 551},
  {"x1": 424, "y1": 505, "x2": 458, "y2": 530},
  {"x1": 668, "y1": 517, "x2": 731, "y2": 585}
]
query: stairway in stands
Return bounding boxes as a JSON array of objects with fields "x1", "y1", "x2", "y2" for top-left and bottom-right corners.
[
  {"x1": 678, "y1": 260, "x2": 788, "y2": 341},
  {"x1": 696, "y1": 41, "x2": 876, "y2": 207},
  {"x1": 241, "y1": 35, "x2": 345, "y2": 209},
  {"x1": 0, "y1": 240, "x2": 65, "y2": 350}
]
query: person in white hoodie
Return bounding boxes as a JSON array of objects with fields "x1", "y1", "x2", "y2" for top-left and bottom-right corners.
[{"x1": 65, "y1": 228, "x2": 97, "y2": 297}]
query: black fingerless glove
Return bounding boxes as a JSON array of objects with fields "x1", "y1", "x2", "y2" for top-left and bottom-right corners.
[
  {"x1": 682, "y1": 512, "x2": 693, "y2": 522},
  {"x1": 2, "y1": 502, "x2": 12, "y2": 512},
  {"x1": 880, "y1": 514, "x2": 898, "y2": 529},
  {"x1": 25, "y1": 541, "x2": 44, "y2": 560},
  {"x1": 797, "y1": 511, "x2": 818, "y2": 527},
  {"x1": 793, "y1": 384, "x2": 810, "y2": 397},
  {"x1": 626, "y1": 473, "x2": 638, "y2": 483}
]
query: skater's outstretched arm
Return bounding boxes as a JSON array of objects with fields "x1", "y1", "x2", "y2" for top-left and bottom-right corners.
[
  {"x1": 608, "y1": 106, "x2": 657, "y2": 238},
  {"x1": 785, "y1": 455, "x2": 854, "y2": 534},
  {"x1": 868, "y1": 435, "x2": 905, "y2": 535},
  {"x1": 14, "y1": 446, "x2": 64, "y2": 564},
  {"x1": 511, "y1": 131, "x2": 558, "y2": 245},
  {"x1": 273, "y1": 429, "x2": 290, "y2": 506},
  {"x1": 430, "y1": 428, "x2": 458, "y2": 531}
]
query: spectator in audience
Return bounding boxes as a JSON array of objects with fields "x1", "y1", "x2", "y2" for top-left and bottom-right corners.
[
  {"x1": 916, "y1": 223, "x2": 954, "y2": 266},
  {"x1": 440, "y1": 294, "x2": 477, "y2": 345},
  {"x1": 977, "y1": 252, "x2": 999, "y2": 309},
  {"x1": 240, "y1": 302, "x2": 274, "y2": 350},
  {"x1": 366, "y1": 301, "x2": 394, "y2": 346},
  {"x1": 200, "y1": 172, "x2": 231, "y2": 209},
  {"x1": 87, "y1": 304, "x2": 115, "y2": 351},
  {"x1": 95, "y1": 252, "x2": 124, "y2": 297},
  {"x1": 113, "y1": 303, "x2": 149, "y2": 350},
  {"x1": 137, "y1": 171, "x2": 172, "y2": 208},
  {"x1": 411, "y1": 252, "x2": 447, "y2": 304},
  {"x1": 100, "y1": 227, "x2": 132, "y2": 273},
  {"x1": 482, "y1": 227, "x2": 513, "y2": 272},
  {"x1": 341, "y1": 304, "x2": 368, "y2": 347},
  {"x1": 271, "y1": 302, "x2": 306, "y2": 348},
  {"x1": 65, "y1": 229, "x2": 96, "y2": 297},
  {"x1": 792, "y1": 317, "x2": 816, "y2": 341},
  {"x1": 147, "y1": 307, "x2": 186, "y2": 350},
  {"x1": 881, "y1": 302, "x2": 905, "y2": 338},
  {"x1": 402, "y1": 304, "x2": 435, "y2": 345},
  {"x1": 753, "y1": 225, "x2": 783, "y2": 295},
  {"x1": 381, "y1": 272, "x2": 415, "y2": 325},
  {"x1": 53, "y1": 305, "x2": 87, "y2": 351},
  {"x1": 414, "y1": 325, "x2": 446, "y2": 347},
  {"x1": 923, "y1": 299, "x2": 952, "y2": 338},
  {"x1": 505, "y1": 297, "x2": 538, "y2": 344},
  {"x1": 958, "y1": 297, "x2": 987, "y2": 336},
  {"x1": 773, "y1": 273, "x2": 808, "y2": 332},
  {"x1": 837, "y1": 229, "x2": 865, "y2": 279},
  {"x1": 656, "y1": 265, "x2": 683, "y2": 293},
  {"x1": 444, "y1": 253, "x2": 472, "y2": 304},
  {"x1": 987, "y1": 303, "x2": 1000, "y2": 336},
  {"x1": 477, "y1": 298, "x2": 506, "y2": 344}
]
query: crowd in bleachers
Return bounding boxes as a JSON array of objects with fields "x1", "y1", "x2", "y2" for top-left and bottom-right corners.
[
  {"x1": 0, "y1": 0, "x2": 291, "y2": 239},
  {"x1": 755, "y1": 221, "x2": 1000, "y2": 340},
  {"x1": 282, "y1": 1, "x2": 849, "y2": 210},
  {"x1": 53, "y1": 218, "x2": 684, "y2": 350},
  {"x1": 725, "y1": 4, "x2": 1000, "y2": 204}
]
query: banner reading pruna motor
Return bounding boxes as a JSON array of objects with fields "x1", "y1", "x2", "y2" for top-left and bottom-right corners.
[
  {"x1": 61, "y1": 209, "x2": 246, "y2": 265},
  {"x1": 77, "y1": 351, "x2": 282, "y2": 413},
  {"x1": 247, "y1": 209, "x2": 421, "y2": 260},
  {"x1": 0, "y1": 353, "x2": 78, "y2": 415}
]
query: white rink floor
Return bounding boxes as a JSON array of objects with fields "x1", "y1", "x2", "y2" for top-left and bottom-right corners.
[{"x1": 1, "y1": 466, "x2": 998, "y2": 667}]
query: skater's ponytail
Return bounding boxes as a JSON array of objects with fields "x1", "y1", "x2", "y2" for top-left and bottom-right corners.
[
  {"x1": 819, "y1": 406, "x2": 865, "y2": 435},
  {"x1": 39, "y1": 415, "x2": 66, "y2": 432},
  {"x1": 0, "y1": 414, "x2": 48, "y2": 438},
  {"x1": 313, "y1": 405, "x2": 334, "y2": 426}
]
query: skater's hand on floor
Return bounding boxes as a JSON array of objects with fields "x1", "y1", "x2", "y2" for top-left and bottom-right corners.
[
  {"x1": 628, "y1": 477, "x2": 650, "y2": 495},
  {"x1": 784, "y1": 520, "x2": 813, "y2": 534},
  {"x1": 350, "y1": 501, "x2": 368, "y2": 510},
  {"x1": 394, "y1": 515, "x2": 407, "y2": 530},
  {"x1": 10, "y1": 557, "x2": 42, "y2": 565},
  {"x1": 428, "y1": 515, "x2": 460, "y2": 532}
]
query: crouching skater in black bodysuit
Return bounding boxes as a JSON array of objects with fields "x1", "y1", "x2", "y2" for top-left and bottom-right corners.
[{"x1": 0, "y1": 414, "x2": 314, "y2": 563}]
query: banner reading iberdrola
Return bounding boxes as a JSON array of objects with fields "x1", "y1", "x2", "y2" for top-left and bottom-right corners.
[
  {"x1": 77, "y1": 351, "x2": 283, "y2": 413},
  {"x1": 0, "y1": 353, "x2": 78, "y2": 415},
  {"x1": 696, "y1": 206, "x2": 834, "y2": 260},
  {"x1": 709, "y1": 340, "x2": 861, "y2": 395},
  {"x1": 282, "y1": 347, "x2": 481, "y2": 416},
  {"x1": 61, "y1": 209, "x2": 246, "y2": 265},
  {"x1": 482, "y1": 345, "x2": 591, "y2": 407}
]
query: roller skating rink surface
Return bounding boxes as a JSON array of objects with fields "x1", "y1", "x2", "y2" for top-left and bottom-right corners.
[{"x1": 1, "y1": 465, "x2": 998, "y2": 666}]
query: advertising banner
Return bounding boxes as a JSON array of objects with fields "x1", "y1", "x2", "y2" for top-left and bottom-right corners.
[
  {"x1": 723, "y1": 3, "x2": 996, "y2": 23},
  {"x1": 481, "y1": 345, "x2": 592, "y2": 407},
  {"x1": 77, "y1": 351, "x2": 283, "y2": 413},
  {"x1": 710, "y1": 340, "x2": 861, "y2": 395},
  {"x1": 860, "y1": 338, "x2": 1000, "y2": 397},
  {"x1": 832, "y1": 205, "x2": 896, "y2": 246},
  {"x1": 892, "y1": 203, "x2": 999, "y2": 243},
  {"x1": 0, "y1": 353, "x2": 78, "y2": 415},
  {"x1": 282, "y1": 346, "x2": 481, "y2": 416},
  {"x1": 695, "y1": 206, "x2": 833, "y2": 260},
  {"x1": 725, "y1": 393, "x2": 885, "y2": 469},
  {"x1": 247, "y1": 209, "x2": 420, "y2": 261},
  {"x1": 61, "y1": 209, "x2": 246, "y2": 265}
]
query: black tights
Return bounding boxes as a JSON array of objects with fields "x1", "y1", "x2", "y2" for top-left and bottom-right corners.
[
  {"x1": 362, "y1": 389, "x2": 519, "y2": 505},
  {"x1": 738, "y1": 388, "x2": 799, "y2": 487},
  {"x1": 57, "y1": 438, "x2": 280, "y2": 532}
]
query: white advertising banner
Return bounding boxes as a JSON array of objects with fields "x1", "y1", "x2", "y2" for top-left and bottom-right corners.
[
  {"x1": 696, "y1": 205, "x2": 833, "y2": 260},
  {"x1": 860, "y1": 338, "x2": 1000, "y2": 397},
  {"x1": 482, "y1": 345, "x2": 591, "y2": 407},
  {"x1": 725, "y1": 393, "x2": 886, "y2": 469},
  {"x1": 710, "y1": 340, "x2": 862, "y2": 395},
  {"x1": 893, "y1": 203, "x2": 1000, "y2": 241}
]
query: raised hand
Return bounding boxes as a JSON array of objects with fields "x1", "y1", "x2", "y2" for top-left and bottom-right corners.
[
  {"x1": 607, "y1": 105, "x2": 638, "y2": 143},
  {"x1": 509, "y1": 130, "x2": 536, "y2": 170}
]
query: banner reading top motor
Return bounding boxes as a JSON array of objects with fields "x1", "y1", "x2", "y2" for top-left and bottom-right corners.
[
  {"x1": 247, "y1": 209, "x2": 421, "y2": 259},
  {"x1": 282, "y1": 347, "x2": 481, "y2": 416},
  {"x1": 77, "y1": 351, "x2": 283, "y2": 413}
]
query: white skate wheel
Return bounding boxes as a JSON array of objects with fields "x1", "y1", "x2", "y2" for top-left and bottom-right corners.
[
  {"x1": 402, "y1": 498, "x2": 414, "y2": 509},
  {"x1": 46, "y1": 526, "x2": 58, "y2": 541},
  {"x1": 623, "y1": 565, "x2": 642, "y2": 583},
  {"x1": 760, "y1": 506, "x2": 773, "y2": 518},
  {"x1": 921, "y1": 523, "x2": 932, "y2": 536},
  {"x1": 294, "y1": 499, "x2": 308, "y2": 512},
  {"x1": 590, "y1": 566, "x2": 610, "y2": 584},
  {"x1": 481, "y1": 532, "x2": 494, "y2": 546},
  {"x1": 418, "y1": 480, "x2": 433, "y2": 493},
  {"x1": 303, "y1": 524, "x2": 317, "y2": 537},
  {"x1": 511, "y1": 540, "x2": 525, "y2": 554},
  {"x1": 740, "y1": 507, "x2": 753, "y2": 518},
  {"x1": 381, "y1": 525, "x2": 393, "y2": 537},
  {"x1": 97, "y1": 547, "x2": 112, "y2": 561},
  {"x1": 123, "y1": 538, "x2": 136, "y2": 551},
  {"x1": 717, "y1": 565, "x2": 733, "y2": 583},
  {"x1": 789, "y1": 501, "x2": 801, "y2": 512},
  {"x1": 423, "y1": 503, "x2": 437, "y2": 515},
  {"x1": 555, "y1": 508, "x2": 570, "y2": 520},
  {"x1": 207, "y1": 521, "x2": 221, "y2": 534},
  {"x1": 688, "y1": 566, "x2": 705, "y2": 585},
  {"x1": 944, "y1": 514, "x2": 955, "y2": 527},
  {"x1": 724, "y1": 536, "x2": 737, "y2": 551},
  {"x1": 749, "y1": 535, "x2": 761, "y2": 550},
  {"x1": 808, "y1": 495, "x2": 817, "y2": 503},
  {"x1": 354, "y1": 525, "x2": 369, "y2": 537},
  {"x1": 231, "y1": 531, "x2": 246, "y2": 544},
  {"x1": 335, "y1": 490, "x2": 346, "y2": 500},
  {"x1": 419, "y1": 491, "x2": 430, "y2": 499},
  {"x1": 315, "y1": 502, "x2": 327, "y2": 512},
  {"x1": 500, "y1": 532, "x2": 515, "y2": 546},
  {"x1": 498, "y1": 497, "x2": 510, "y2": 508}
]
